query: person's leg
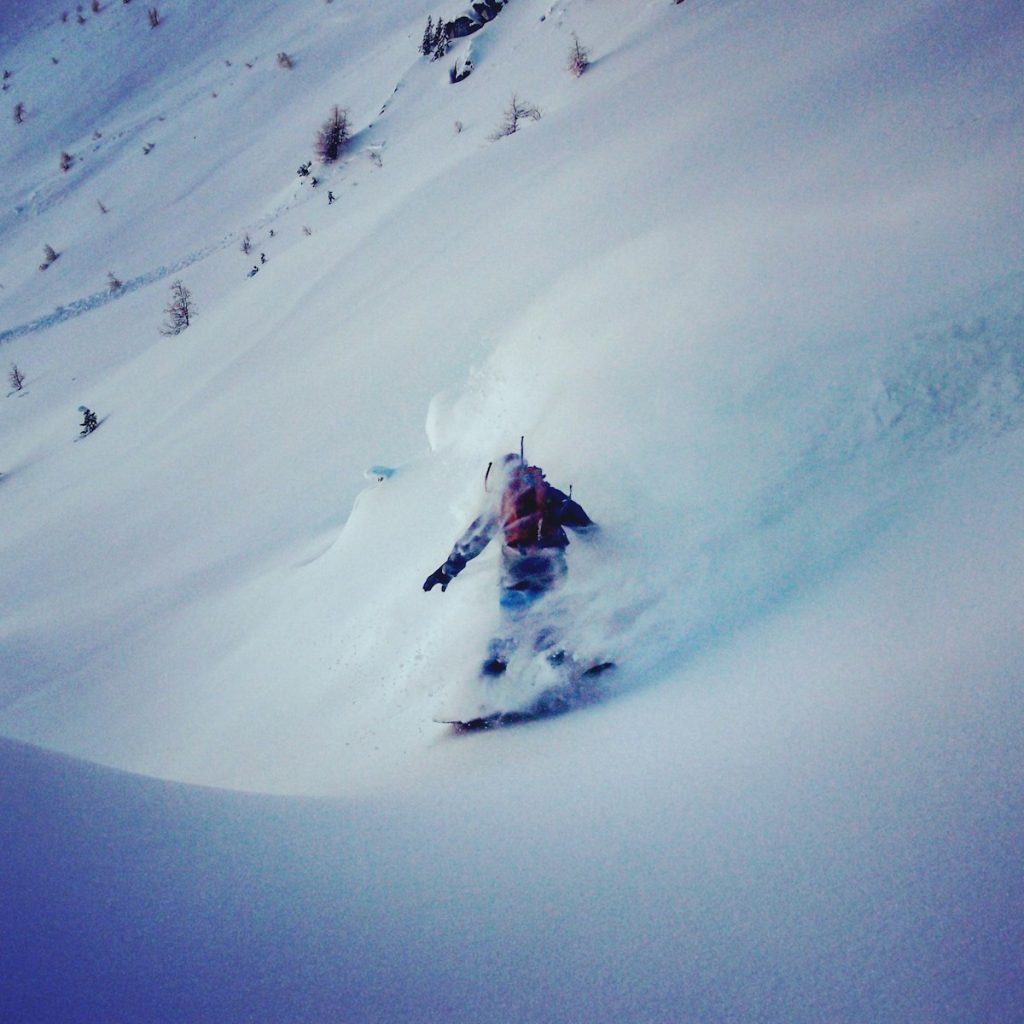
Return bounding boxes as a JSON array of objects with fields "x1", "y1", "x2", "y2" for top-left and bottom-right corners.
[{"x1": 481, "y1": 548, "x2": 568, "y2": 677}]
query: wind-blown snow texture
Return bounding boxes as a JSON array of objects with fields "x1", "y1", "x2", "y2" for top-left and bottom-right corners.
[{"x1": 1, "y1": 0, "x2": 1022, "y2": 1020}]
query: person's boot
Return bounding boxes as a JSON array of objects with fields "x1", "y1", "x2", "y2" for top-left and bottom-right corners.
[{"x1": 481, "y1": 637, "x2": 514, "y2": 677}]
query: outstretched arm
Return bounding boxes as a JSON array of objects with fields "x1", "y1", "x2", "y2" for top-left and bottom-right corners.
[{"x1": 423, "y1": 510, "x2": 499, "y2": 591}]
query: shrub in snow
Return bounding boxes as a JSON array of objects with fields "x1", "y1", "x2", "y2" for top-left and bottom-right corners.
[
  {"x1": 315, "y1": 106, "x2": 350, "y2": 164},
  {"x1": 13, "y1": 101, "x2": 25, "y2": 124},
  {"x1": 92, "y1": 0, "x2": 102, "y2": 11},
  {"x1": 147, "y1": 7, "x2": 159, "y2": 28},
  {"x1": 277, "y1": 52, "x2": 293, "y2": 69},
  {"x1": 567, "y1": 35, "x2": 590, "y2": 77},
  {"x1": 60, "y1": 150, "x2": 75, "y2": 172},
  {"x1": 241, "y1": 233, "x2": 252, "y2": 255},
  {"x1": 9, "y1": 364, "x2": 26, "y2": 392},
  {"x1": 490, "y1": 94, "x2": 541, "y2": 140},
  {"x1": 160, "y1": 280, "x2": 194, "y2": 335},
  {"x1": 107, "y1": 271, "x2": 122, "y2": 292},
  {"x1": 39, "y1": 244, "x2": 60, "y2": 271}
]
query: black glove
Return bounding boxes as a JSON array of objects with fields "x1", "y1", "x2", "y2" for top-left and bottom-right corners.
[{"x1": 423, "y1": 566, "x2": 452, "y2": 592}]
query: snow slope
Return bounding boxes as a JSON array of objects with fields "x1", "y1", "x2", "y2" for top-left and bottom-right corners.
[
  {"x1": 1, "y1": 0, "x2": 1023, "y2": 1018},
  {"x1": 2, "y1": 456, "x2": 1023, "y2": 1021}
]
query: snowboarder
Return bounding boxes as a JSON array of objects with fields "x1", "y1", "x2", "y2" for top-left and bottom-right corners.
[
  {"x1": 78, "y1": 406, "x2": 98, "y2": 436},
  {"x1": 327, "y1": 190, "x2": 336, "y2": 205},
  {"x1": 424, "y1": 449, "x2": 595, "y2": 676},
  {"x1": 247, "y1": 265, "x2": 259, "y2": 278},
  {"x1": 260, "y1": 252, "x2": 267, "y2": 264}
]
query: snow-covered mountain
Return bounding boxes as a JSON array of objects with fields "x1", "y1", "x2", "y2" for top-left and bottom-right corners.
[{"x1": 2, "y1": 1, "x2": 1022, "y2": 1020}]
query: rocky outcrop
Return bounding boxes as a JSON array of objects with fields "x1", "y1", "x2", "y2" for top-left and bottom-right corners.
[{"x1": 445, "y1": 1, "x2": 507, "y2": 40}]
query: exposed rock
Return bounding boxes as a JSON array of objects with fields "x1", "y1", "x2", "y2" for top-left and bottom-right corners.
[{"x1": 445, "y1": 0, "x2": 506, "y2": 40}]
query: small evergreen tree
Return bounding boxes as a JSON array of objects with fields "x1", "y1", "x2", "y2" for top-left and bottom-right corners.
[
  {"x1": 9, "y1": 364, "x2": 26, "y2": 392},
  {"x1": 79, "y1": 406, "x2": 99, "y2": 435},
  {"x1": 60, "y1": 150, "x2": 74, "y2": 172},
  {"x1": 160, "y1": 279, "x2": 194, "y2": 335},
  {"x1": 315, "y1": 105, "x2": 350, "y2": 164},
  {"x1": 431, "y1": 23, "x2": 449, "y2": 62},
  {"x1": 420, "y1": 17, "x2": 434, "y2": 56},
  {"x1": 39, "y1": 244, "x2": 60, "y2": 271},
  {"x1": 107, "y1": 271, "x2": 122, "y2": 292},
  {"x1": 13, "y1": 101, "x2": 25, "y2": 124},
  {"x1": 147, "y1": 6, "x2": 159, "y2": 27},
  {"x1": 567, "y1": 34, "x2": 590, "y2": 77}
]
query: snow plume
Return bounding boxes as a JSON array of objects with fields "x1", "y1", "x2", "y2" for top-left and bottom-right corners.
[{"x1": 423, "y1": 268, "x2": 1024, "y2": 704}]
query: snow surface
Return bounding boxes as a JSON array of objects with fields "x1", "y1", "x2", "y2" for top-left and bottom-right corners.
[{"x1": 1, "y1": 0, "x2": 1023, "y2": 1019}]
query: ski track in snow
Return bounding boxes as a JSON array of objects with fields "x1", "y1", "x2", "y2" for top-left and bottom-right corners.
[
  {"x1": 0, "y1": 192, "x2": 300, "y2": 345},
  {"x1": 0, "y1": 245, "x2": 219, "y2": 345}
]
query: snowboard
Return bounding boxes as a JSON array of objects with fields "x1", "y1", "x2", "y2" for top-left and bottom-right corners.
[{"x1": 435, "y1": 659, "x2": 615, "y2": 732}]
